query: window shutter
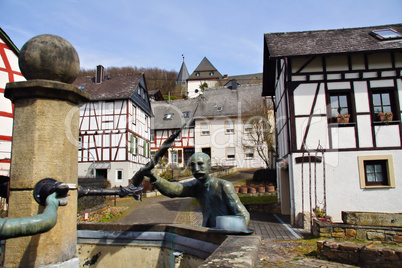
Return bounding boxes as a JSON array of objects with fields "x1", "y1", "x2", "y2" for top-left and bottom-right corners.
[{"x1": 130, "y1": 135, "x2": 134, "y2": 154}]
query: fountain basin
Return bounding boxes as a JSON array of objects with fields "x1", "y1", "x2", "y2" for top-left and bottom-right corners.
[{"x1": 77, "y1": 223, "x2": 261, "y2": 267}]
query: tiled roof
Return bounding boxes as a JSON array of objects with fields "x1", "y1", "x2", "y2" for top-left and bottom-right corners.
[
  {"x1": 265, "y1": 24, "x2": 402, "y2": 58},
  {"x1": 73, "y1": 73, "x2": 143, "y2": 100},
  {"x1": 151, "y1": 84, "x2": 266, "y2": 130},
  {"x1": 194, "y1": 84, "x2": 263, "y2": 118},
  {"x1": 188, "y1": 57, "x2": 222, "y2": 80},
  {"x1": 223, "y1": 73, "x2": 262, "y2": 86}
]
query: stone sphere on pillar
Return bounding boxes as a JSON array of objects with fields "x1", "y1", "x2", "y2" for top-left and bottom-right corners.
[{"x1": 18, "y1": 34, "x2": 80, "y2": 84}]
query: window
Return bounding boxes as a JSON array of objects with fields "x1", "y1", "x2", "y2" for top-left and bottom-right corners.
[
  {"x1": 201, "y1": 122, "x2": 210, "y2": 135},
  {"x1": 183, "y1": 111, "x2": 190, "y2": 118},
  {"x1": 217, "y1": 106, "x2": 223, "y2": 111},
  {"x1": 116, "y1": 170, "x2": 123, "y2": 181},
  {"x1": 244, "y1": 122, "x2": 253, "y2": 133},
  {"x1": 171, "y1": 151, "x2": 178, "y2": 163},
  {"x1": 226, "y1": 147, "x2": 235, "y2": 160},
  {"x1": 245, "y1": 147, "x2": 254, "y2": 158},
  {"x1": 329, "y1": 92, "x2": 352, "y2": 123},
  {"x1": 132, "y1": 105, "x2": 137, "y2": 125},
  {"x1": 225, "y1": 120, "x2": 235, "y2": 134},
  {"x1": 358, "y1": 155, "x2": 395, "y2": 188},
  {"x1": 370, "y1": 89, "x2": 396, "y2": 122},
  {"x1": 145, "y1": 115, "x2": 149, "y2": 132},
  {"x1": 151, "y1": 131, "x2": 155, "y2": 142},
  {"x1": 175, "y1": 131, "x2": 181, "y2": 141},
  {"x1": 370, "y1": 28, "x2": 402, "y2": 40}
]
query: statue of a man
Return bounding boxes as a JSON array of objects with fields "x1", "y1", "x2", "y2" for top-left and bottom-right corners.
[{"x1": 141, "y1": 152, "x2": 250, "y2": 228}]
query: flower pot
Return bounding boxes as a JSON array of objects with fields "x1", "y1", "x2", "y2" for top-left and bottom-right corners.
[
  {"x1": 267, "y1": 185, "x2": 275, "y2": 192},
  {"x1": 257, "y1": 186, "x2": 266, "y2": 193},
  {"x1": 239, "y1": 187, "x2": 248, "y2": 194},
  {"x1": 234, "y1": 186, "x2": 240, "y2": 193},
  {"x1": 336, "y1": 117, "x2": 349, "y2": 124},
  {"x1": 248, "y1": 187, "x2": 256, "y2": 194},
  {"x1": 379, "y1": 113, "x2": 393, "y2": 122}
]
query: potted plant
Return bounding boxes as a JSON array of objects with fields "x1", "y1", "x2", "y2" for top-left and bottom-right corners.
[
  {"x1": 266, "y1": 183, "x2": 275, "y2": 193},
  {"x1": 313, "y1": 207, "x2": 332, "y2": 222},
  {"x1": 378, "y1": 112, "x2": 393, "y2": 123},
  {"x1": 335, "y1": 107, "x2": 350, "y2": 124},
  {"x1": 335, "y1": 114, "x2": 350, "y2": 124}
]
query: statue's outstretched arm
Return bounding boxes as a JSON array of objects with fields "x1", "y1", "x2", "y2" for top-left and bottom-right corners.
[{"x1": 0, "y1": 193, "x2": 59, "y2": 239}]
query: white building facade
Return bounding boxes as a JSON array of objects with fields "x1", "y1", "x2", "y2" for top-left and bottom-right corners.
[{"x1": 263, "y1": 24, "x2": 402, "y2": 228}]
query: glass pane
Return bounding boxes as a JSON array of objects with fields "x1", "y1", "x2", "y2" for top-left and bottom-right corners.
[
  {"x1": 339, "y1": 96, "x2": 347, "y2": 108},
  {"x1": 374, "y1": 107, "x2": 382, "y2": 114},
  {"x1": 366, "y1": 164, "x2": 374, "y2": 173},
  {"x1": 376, "y1": 173, "x2": 384, "y2": 182},
  {"x1": 383, "y1": 106, "x2": 392, "y2": 113},
  {"x1": 331, "y1": 108, "x2": 338, "y2": 117},
  {"x1": 330, "y1": 96, "x2": 339, "y2": 109},
  {"x1": 372, "y1": 94, "x2": 381, "y2": 106},
  {"x1": 227, "y1": 148, "x2": 235, "y2": 154},
  {"x1": 374, "y1": 164, "x2": 382, "y2": 173},
  {"x1": 367, "y1": 173, "x2": 375, "y2": 182},
  {"x1": 381, "y1": 93, "x2": 390, "y2": 105}
]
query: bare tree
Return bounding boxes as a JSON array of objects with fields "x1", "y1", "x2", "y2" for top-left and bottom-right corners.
[{"x1": 241, "y1": 98, "x2": 275, "y2": 168}]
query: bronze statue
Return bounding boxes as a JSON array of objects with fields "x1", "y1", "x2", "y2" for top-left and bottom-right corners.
[{"x1": 138, "y1": 152, "x2": 250, "y2": 228}]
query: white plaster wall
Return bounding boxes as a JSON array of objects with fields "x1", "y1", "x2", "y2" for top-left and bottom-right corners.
[
  {"x1": 78, "y1": 161, "x2": 143, "y2": 187},
  {"x1": 353, "y1": 81, "x2": 370, "y2": 113},
  {"x1": 291, "y1": 150, "x2": 402, "y2": 223},
  {"x1": 331, "y1": 127, "x2": 356, "y2": 149},
  {"x1": 187, "y1": 79, "x2": 219, "y2": 99},
  {"x1": 356, "y1": 115, "x2": 373, "y2": 147},
  {"x1": 194, "y1": 117, "x2": 266, "y2": 169},
  {"x1": 295, "y1": 116, "x2": 329, "y2": 150},
  {"x1": 374, "y1": 125, "x2": 401, "y2": 147}
]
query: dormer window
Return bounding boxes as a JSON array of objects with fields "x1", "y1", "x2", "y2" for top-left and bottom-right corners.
[
  {"x1": 183, "y1": 111, "x2": 190, "y2": 118},
  {"x1": 217, "y1": 106, "x2": 223, "y2": 111},
  {"x1": 196, "y1": 72, "x2": 200, "y2": 77},
  {"x1": 370, "y1": 28, "x2": 402, "y2": 40},
  {"x1": 164, "y1": 113, "x2": 173, "y2": 120},
  {"x1": 210, "y1": 71, "x2": 214, "y2": 76},
  {"x1": 79, "y1": 84, "x2": 87, "y2": 90}
]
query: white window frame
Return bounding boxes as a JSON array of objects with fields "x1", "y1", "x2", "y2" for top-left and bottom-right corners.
[
  {"x1": 226, "y1": 147, "x2": 236, "y2": 160},
  {"x1": 225, "y1": 120, "x2": 235, "y2": 134},
  {"x1": 245, "y1": 147, "x2": 254, "y2": 159},
  {"x1": 201, "y1": 122, "x2": 210, "y2": 135}
]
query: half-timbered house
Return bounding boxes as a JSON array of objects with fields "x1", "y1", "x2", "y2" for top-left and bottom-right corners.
[
  {"x1": 0, "y1": 28, "x2": 25, "y2": 176},
  {"x1": 151, "y1": 98, "x2": 198, "y2": 168},
  {"x1": 263, "y1": 24, "x2": 402, "y2": 228},
  {"x1": 73, "y1": 65, "x2": 153, "y2": 187}
]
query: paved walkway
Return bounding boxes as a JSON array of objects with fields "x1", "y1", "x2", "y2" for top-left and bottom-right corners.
[{"x1": 119, "y1": 194, "x2": 303, "y2": 241}]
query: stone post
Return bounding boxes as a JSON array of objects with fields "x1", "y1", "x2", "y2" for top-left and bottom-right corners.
[{"x1": 4, "y1": 34, "x2": 89, "y2": 267}]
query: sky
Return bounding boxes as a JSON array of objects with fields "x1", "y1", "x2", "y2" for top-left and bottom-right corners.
[{"x1": 1, "y1": 0, "x2": 401, "y2": 76}]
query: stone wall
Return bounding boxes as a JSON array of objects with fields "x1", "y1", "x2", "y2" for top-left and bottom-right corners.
[
  {"x1": 313, "y1": 220, "x2": 402, "y2": 244},
  {"x1": 78, "y1": 177, "x2": 107, "y2": 210},
  {"x1": 317, "y1": 240, "x2": 402, "y2": 267}
]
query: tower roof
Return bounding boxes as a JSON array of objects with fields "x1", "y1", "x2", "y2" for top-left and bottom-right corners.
[{"x1": 176, "y1": 56, "x2": 189, "y2": 84}]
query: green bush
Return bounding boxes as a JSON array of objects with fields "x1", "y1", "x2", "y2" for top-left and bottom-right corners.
[{"x1": 252, "y1": 168, "x2": 277, "y2": 186}]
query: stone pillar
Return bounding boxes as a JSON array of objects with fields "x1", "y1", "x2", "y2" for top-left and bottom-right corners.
[{"x1": 4, "y1": 34, "x2": 89, "y2": 267}]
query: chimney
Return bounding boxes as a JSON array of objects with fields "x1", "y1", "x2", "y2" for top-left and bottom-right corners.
[{"x1": 96, "y1": 65, "x2": 104, "y2": 84}]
